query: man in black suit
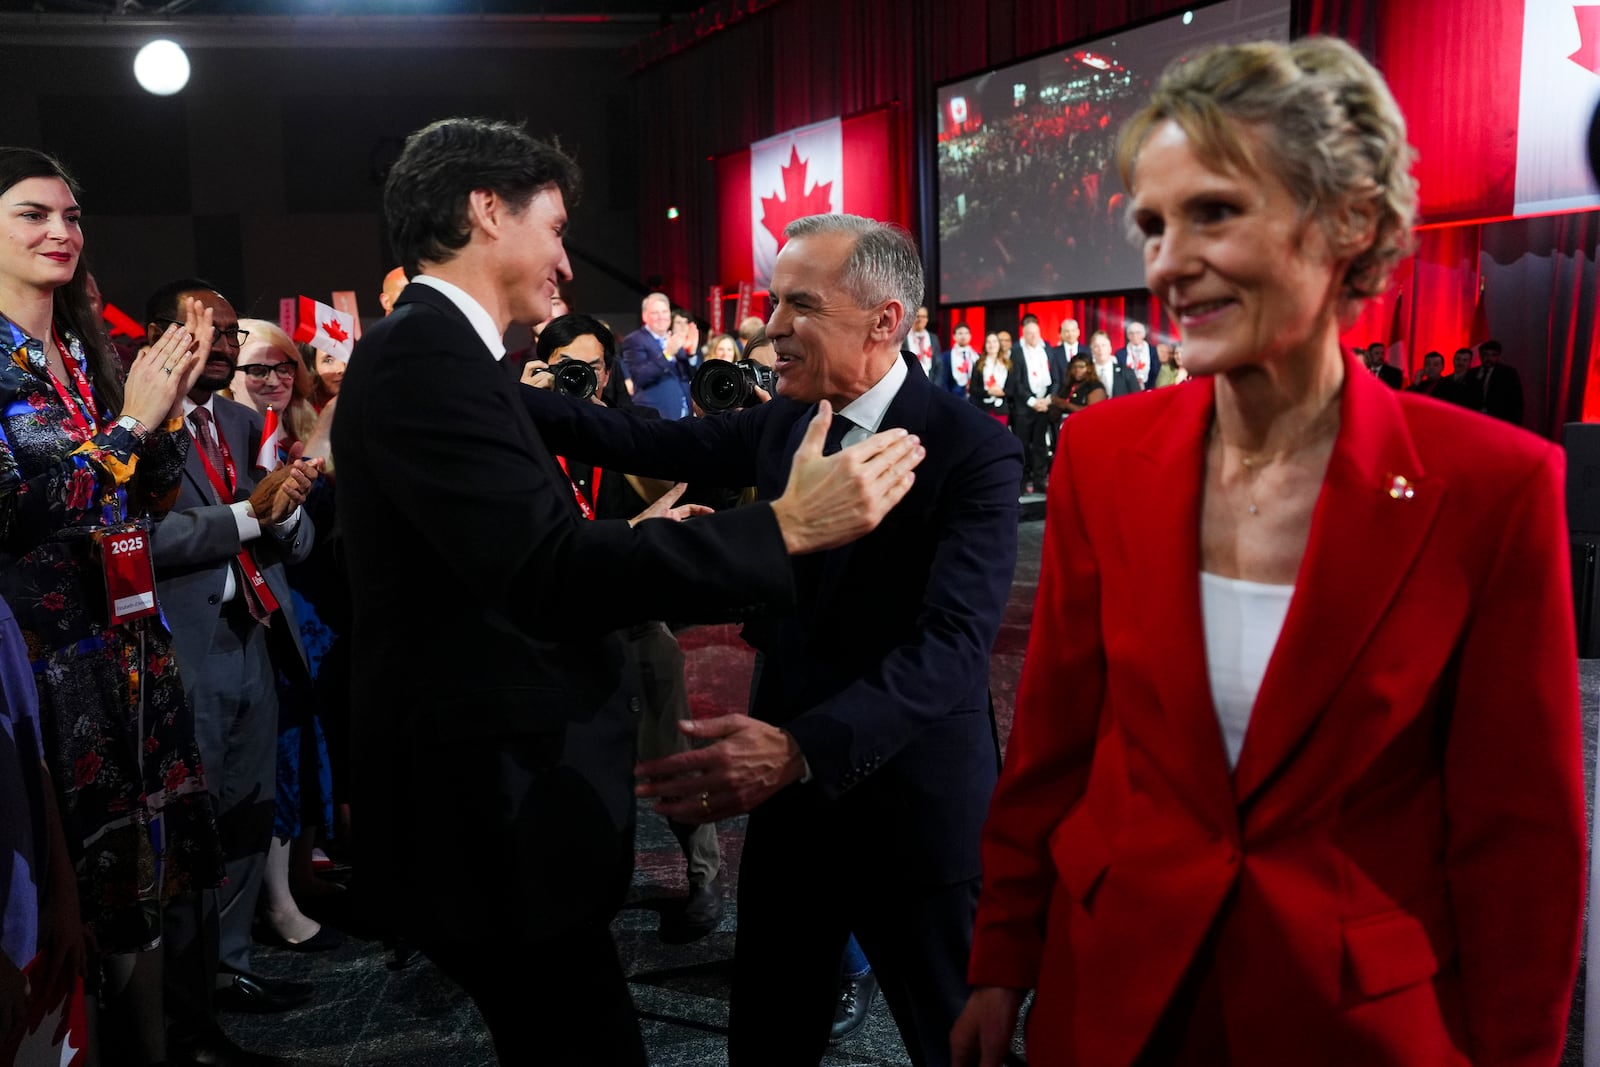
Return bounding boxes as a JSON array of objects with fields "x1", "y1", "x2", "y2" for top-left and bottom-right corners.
[
  {"x1": 1006, "y1": 313, "x2": 1057, "y2": 494},
  {"x1": 1470, "y1": 338, "x2": 1524, "y2": 425},
  {"x1": 1049, "y1": 317, "x2": 1082, "y2": 387},
  {"x1": 523, "y1": 213, "x2": 1022, "y2": 1067},
  {"x1": 944, "y1": 322, "x2": 979, "y2": 397},
  {"x1": 1364, "y1": 341, "x2": 1404, "y2": 388},
  {"x1": 1437, "y1": 345, "x2": 1478, "y2": 408},
  {"x1": 332, "y1": 119, "x2": 924, "y2": 1067},
  {"x1": 1089, "y1": 328, "x2": 1143, "y2": 398}
]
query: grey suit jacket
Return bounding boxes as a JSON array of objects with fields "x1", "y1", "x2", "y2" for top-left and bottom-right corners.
[{"x1": 151, "y1": 394, "x2": 314, "y2": 685}]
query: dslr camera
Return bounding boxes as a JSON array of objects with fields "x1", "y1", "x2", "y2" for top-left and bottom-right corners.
[
  {"x1": 691, "y1": 359, "x2": 777, "y2": 414},
  {"x1": 542, "y1": 358, "x2": 598, "y2": 401}
]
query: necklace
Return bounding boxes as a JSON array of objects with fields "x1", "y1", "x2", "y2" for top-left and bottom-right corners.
[{"x1": 1211, "y1": 395, "x2": 1341, "y2": 517}]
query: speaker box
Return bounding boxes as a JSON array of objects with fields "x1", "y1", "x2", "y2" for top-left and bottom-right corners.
[
  {"x1": 1574, "y1": 540, "x2": 1600, "y2": 658},
  {"x1": 1562, "y1": 423, "x2": 1600, "y2": 534}
]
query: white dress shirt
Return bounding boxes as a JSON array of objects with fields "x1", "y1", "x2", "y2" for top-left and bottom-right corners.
[
  {"x1": 835, "y1": 355, "x2": 908, "y2": 447},
  {"x1": 1095, "y1": 358, "x2": 1116, "y2": 396},
  {"x1": 414, "y1": 274, "x2": 506, "y2": 360}
]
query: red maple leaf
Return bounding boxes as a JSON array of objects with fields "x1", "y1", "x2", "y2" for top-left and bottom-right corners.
[
  {"x1": 1571, "y1": 5, "x2": 1600, "y2": 75},
  {"x1": 759, "y1": 146, "x2": 836, "y2": 249},
  {"x1": 320, "y1": 316, "x2": 350, "y2": 344}
]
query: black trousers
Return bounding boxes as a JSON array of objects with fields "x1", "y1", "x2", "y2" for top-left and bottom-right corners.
[
  {"x1": 1011, "y1": 404, "x2": 1055, "y2": 487},
  {"x1": 427, "y1": 926, "x2": 646, "y2": 1067},
  {"x1": 729, "y1": 788, "x2": 979, "y2": 1067}
]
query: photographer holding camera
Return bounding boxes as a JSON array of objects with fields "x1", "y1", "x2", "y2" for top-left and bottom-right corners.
[{"x1": 525, "y1": 313, "x2": 732, "y2": 934}]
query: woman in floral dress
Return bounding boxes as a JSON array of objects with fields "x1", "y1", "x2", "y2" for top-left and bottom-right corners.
[{"x1": 0, "y1": 146, "x2": 217, "y2": 1060}]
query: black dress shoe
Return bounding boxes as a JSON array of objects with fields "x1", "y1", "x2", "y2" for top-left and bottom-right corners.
[
  {"x1": 682, "y1": 880, "x2": 724, "y2": 929},
  {"x1": 829, "y1": 969, "x2": 879, "y2": 1043},
  {"x1": 214, "y1": 971, "x2": 315, "y2": 1013}
]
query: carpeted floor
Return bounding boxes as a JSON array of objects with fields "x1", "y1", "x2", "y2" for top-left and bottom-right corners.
[{"x1": 222, "y1": 518, "x2": 1598, "y2": 1066}]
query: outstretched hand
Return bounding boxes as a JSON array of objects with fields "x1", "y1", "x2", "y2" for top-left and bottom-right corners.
[
  {"x1": 634, "y1": 713, "x2": 806, "y2": 824},
  {"x1": 629, "y1": 482, "x2": 714, "y2": 526},
  {"x1": 769, "y1": 401, "x2": 924, "y2": 555}
]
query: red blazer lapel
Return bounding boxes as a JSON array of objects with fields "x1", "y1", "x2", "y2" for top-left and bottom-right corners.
[
  {"x1": 1113, "y1": 378, "x2": 1238, "y2": 834},
  {"x1": 1232, "y1": 358, "x2": 1446, "y2": 805}
]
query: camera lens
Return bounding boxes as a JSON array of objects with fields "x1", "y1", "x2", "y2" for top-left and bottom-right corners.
[
  {"x1": 549, "y1": 359, "x2": 597, "y2": 400},
  {"x1": 691, "y1": 360, "x2": 749, "y2": 414}
]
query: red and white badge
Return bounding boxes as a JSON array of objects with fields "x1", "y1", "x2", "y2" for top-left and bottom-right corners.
[{"x1": 95, "y1": 521, "x2": 159, "y2": 626}]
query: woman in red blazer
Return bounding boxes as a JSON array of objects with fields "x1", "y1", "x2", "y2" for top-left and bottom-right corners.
[{"x1": 953, "y1": 38, "x2": 1585, "y2": 1067}]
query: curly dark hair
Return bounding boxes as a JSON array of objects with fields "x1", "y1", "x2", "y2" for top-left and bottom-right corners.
[{"x1": 383, "y1": 118, "x2": 581, "y2": 278}]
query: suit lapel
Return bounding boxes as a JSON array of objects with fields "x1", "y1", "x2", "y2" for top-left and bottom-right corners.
[
  {"x1": 1113, "y1": 379, "x2": 1239, "y2": 831},
  {"x1": 1231, "y1": 361, "x2": 1445, "y2": 804}
]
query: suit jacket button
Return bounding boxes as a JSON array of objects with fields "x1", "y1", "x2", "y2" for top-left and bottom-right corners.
[{"x1": 207, "y1": 594, "x2": 220, "y2": 605}]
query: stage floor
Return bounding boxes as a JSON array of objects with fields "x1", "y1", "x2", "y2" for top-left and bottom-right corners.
[{"x1": 222, "y1": 519, "x2": 1594, "y2": 1065}]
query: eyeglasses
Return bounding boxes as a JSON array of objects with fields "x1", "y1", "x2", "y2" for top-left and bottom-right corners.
[
  {"x1": 237, "y1": 362, "x2": 298, "y2": 380},
  {"x1": 152, "y1": 318, "x2": 249, "y2": 350}
]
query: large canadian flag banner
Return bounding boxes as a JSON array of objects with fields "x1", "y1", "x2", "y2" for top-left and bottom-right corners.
[
  {"x1": 1514, "y1": 0, "x2": 1600, "y2": 214},
  {"x1": 717, "y1": 107, "x2": 900, "y2": 294},
  {"x1": 750, "y1": 118, "x2": 843, "y2": 288}
]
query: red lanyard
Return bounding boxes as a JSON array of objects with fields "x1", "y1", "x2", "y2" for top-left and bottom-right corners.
[
  {"x1": 190, "y1": 417, "x2": 239, "y2": 499},
  {"x1": 48, "y1": 332, "x2": 102, "y2": 437},
  {"x1": 556, "y1": 456, "x2": 601, "y2": 521}
]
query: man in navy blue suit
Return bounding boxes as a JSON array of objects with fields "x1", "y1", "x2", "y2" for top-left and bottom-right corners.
[
  {"x1": 619, "y1": 291, "x2": 698, "y2": 418},
  {"x1": 523, "y1": 213, "x2": 1021, "y2": 1067}
]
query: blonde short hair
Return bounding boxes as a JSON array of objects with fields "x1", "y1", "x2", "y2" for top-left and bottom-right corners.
[
  {"x1": 235, "y1": 318, "x2": 317, "y2": 444},
  {"x1": 1117, "y1": 36, "x2": 1417, "y2": 304}
]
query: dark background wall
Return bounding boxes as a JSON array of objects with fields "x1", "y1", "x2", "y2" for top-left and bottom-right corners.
[{"x1": 0, "y1": 22, "x2": 643, "y2": 334}]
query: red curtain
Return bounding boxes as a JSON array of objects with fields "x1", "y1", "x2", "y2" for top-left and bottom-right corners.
[{"x1": 634, "y1": 0, "x2": 1596, "y2": 434}]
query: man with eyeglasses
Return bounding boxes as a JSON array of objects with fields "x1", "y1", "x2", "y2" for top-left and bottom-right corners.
[{"x1": 141, "y1": 279, "x2": 326, "y2": 1057}]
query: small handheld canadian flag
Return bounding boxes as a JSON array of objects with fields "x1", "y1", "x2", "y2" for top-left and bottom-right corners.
[
  {"x1": 292, "y1": 296, "x2": 355, "y2": 363},
  {"x1": 255, "y1": 407, "x2": 283, "y2": 472}
]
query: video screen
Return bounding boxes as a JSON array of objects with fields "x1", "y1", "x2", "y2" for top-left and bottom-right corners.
[{"x1": 935, "y1": 0, "x2": 1291, "y2": 305}]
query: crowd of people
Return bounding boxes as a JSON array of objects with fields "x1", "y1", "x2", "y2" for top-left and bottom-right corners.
[
  {"x1": 939, "y1": 64, "x2": 1147, "y2": 302},
  {"x1": 0, "y1": 31, "x2": 1586, "y2": 1067}
]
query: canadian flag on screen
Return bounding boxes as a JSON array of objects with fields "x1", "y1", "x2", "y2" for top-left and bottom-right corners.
[
  {"x1": 292, "y1": 297, "x2": 355, "y2": 363},
  {"x1": 751, "y1": 118, "x2": 843, "y2": 288},
  {"x1": 1513, "y1": 0, "x2": 1600, "y2": 214}
]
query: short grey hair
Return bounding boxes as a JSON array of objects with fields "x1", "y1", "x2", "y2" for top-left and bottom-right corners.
[
  {"x1": 641, "y1": 291, "x2": 670, "y2": 312},
  {"x1": 782, "y1": 214, "x2": 924, "y2": 344},
  {"x1": 1118, "y1": 37, "x2": 1417, "y2": 305}
]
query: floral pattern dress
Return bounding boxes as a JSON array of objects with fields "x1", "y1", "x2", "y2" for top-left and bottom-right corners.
[{"x1": 0, "y1": 318, "x2": 222, "y2": 954}]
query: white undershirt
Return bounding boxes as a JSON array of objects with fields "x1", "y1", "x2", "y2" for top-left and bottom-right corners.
[
  {"x1": 1200, "y1": 571, "x2": 1294, "y2": 769},
  {"x1": 413, "y1": 274, "x2": 506, "y2": 360}
]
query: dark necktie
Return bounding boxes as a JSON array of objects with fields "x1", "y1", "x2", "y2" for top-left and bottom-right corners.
[
  {"x1": 189, "y1": 407, "x2": 227, "y2": 479},
  {"x1": 823, "y1": 412, "x2": 855, "y2": 455},
  {"x1": 191, "y1": 407, "x2": 273, "y2": 626}
]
